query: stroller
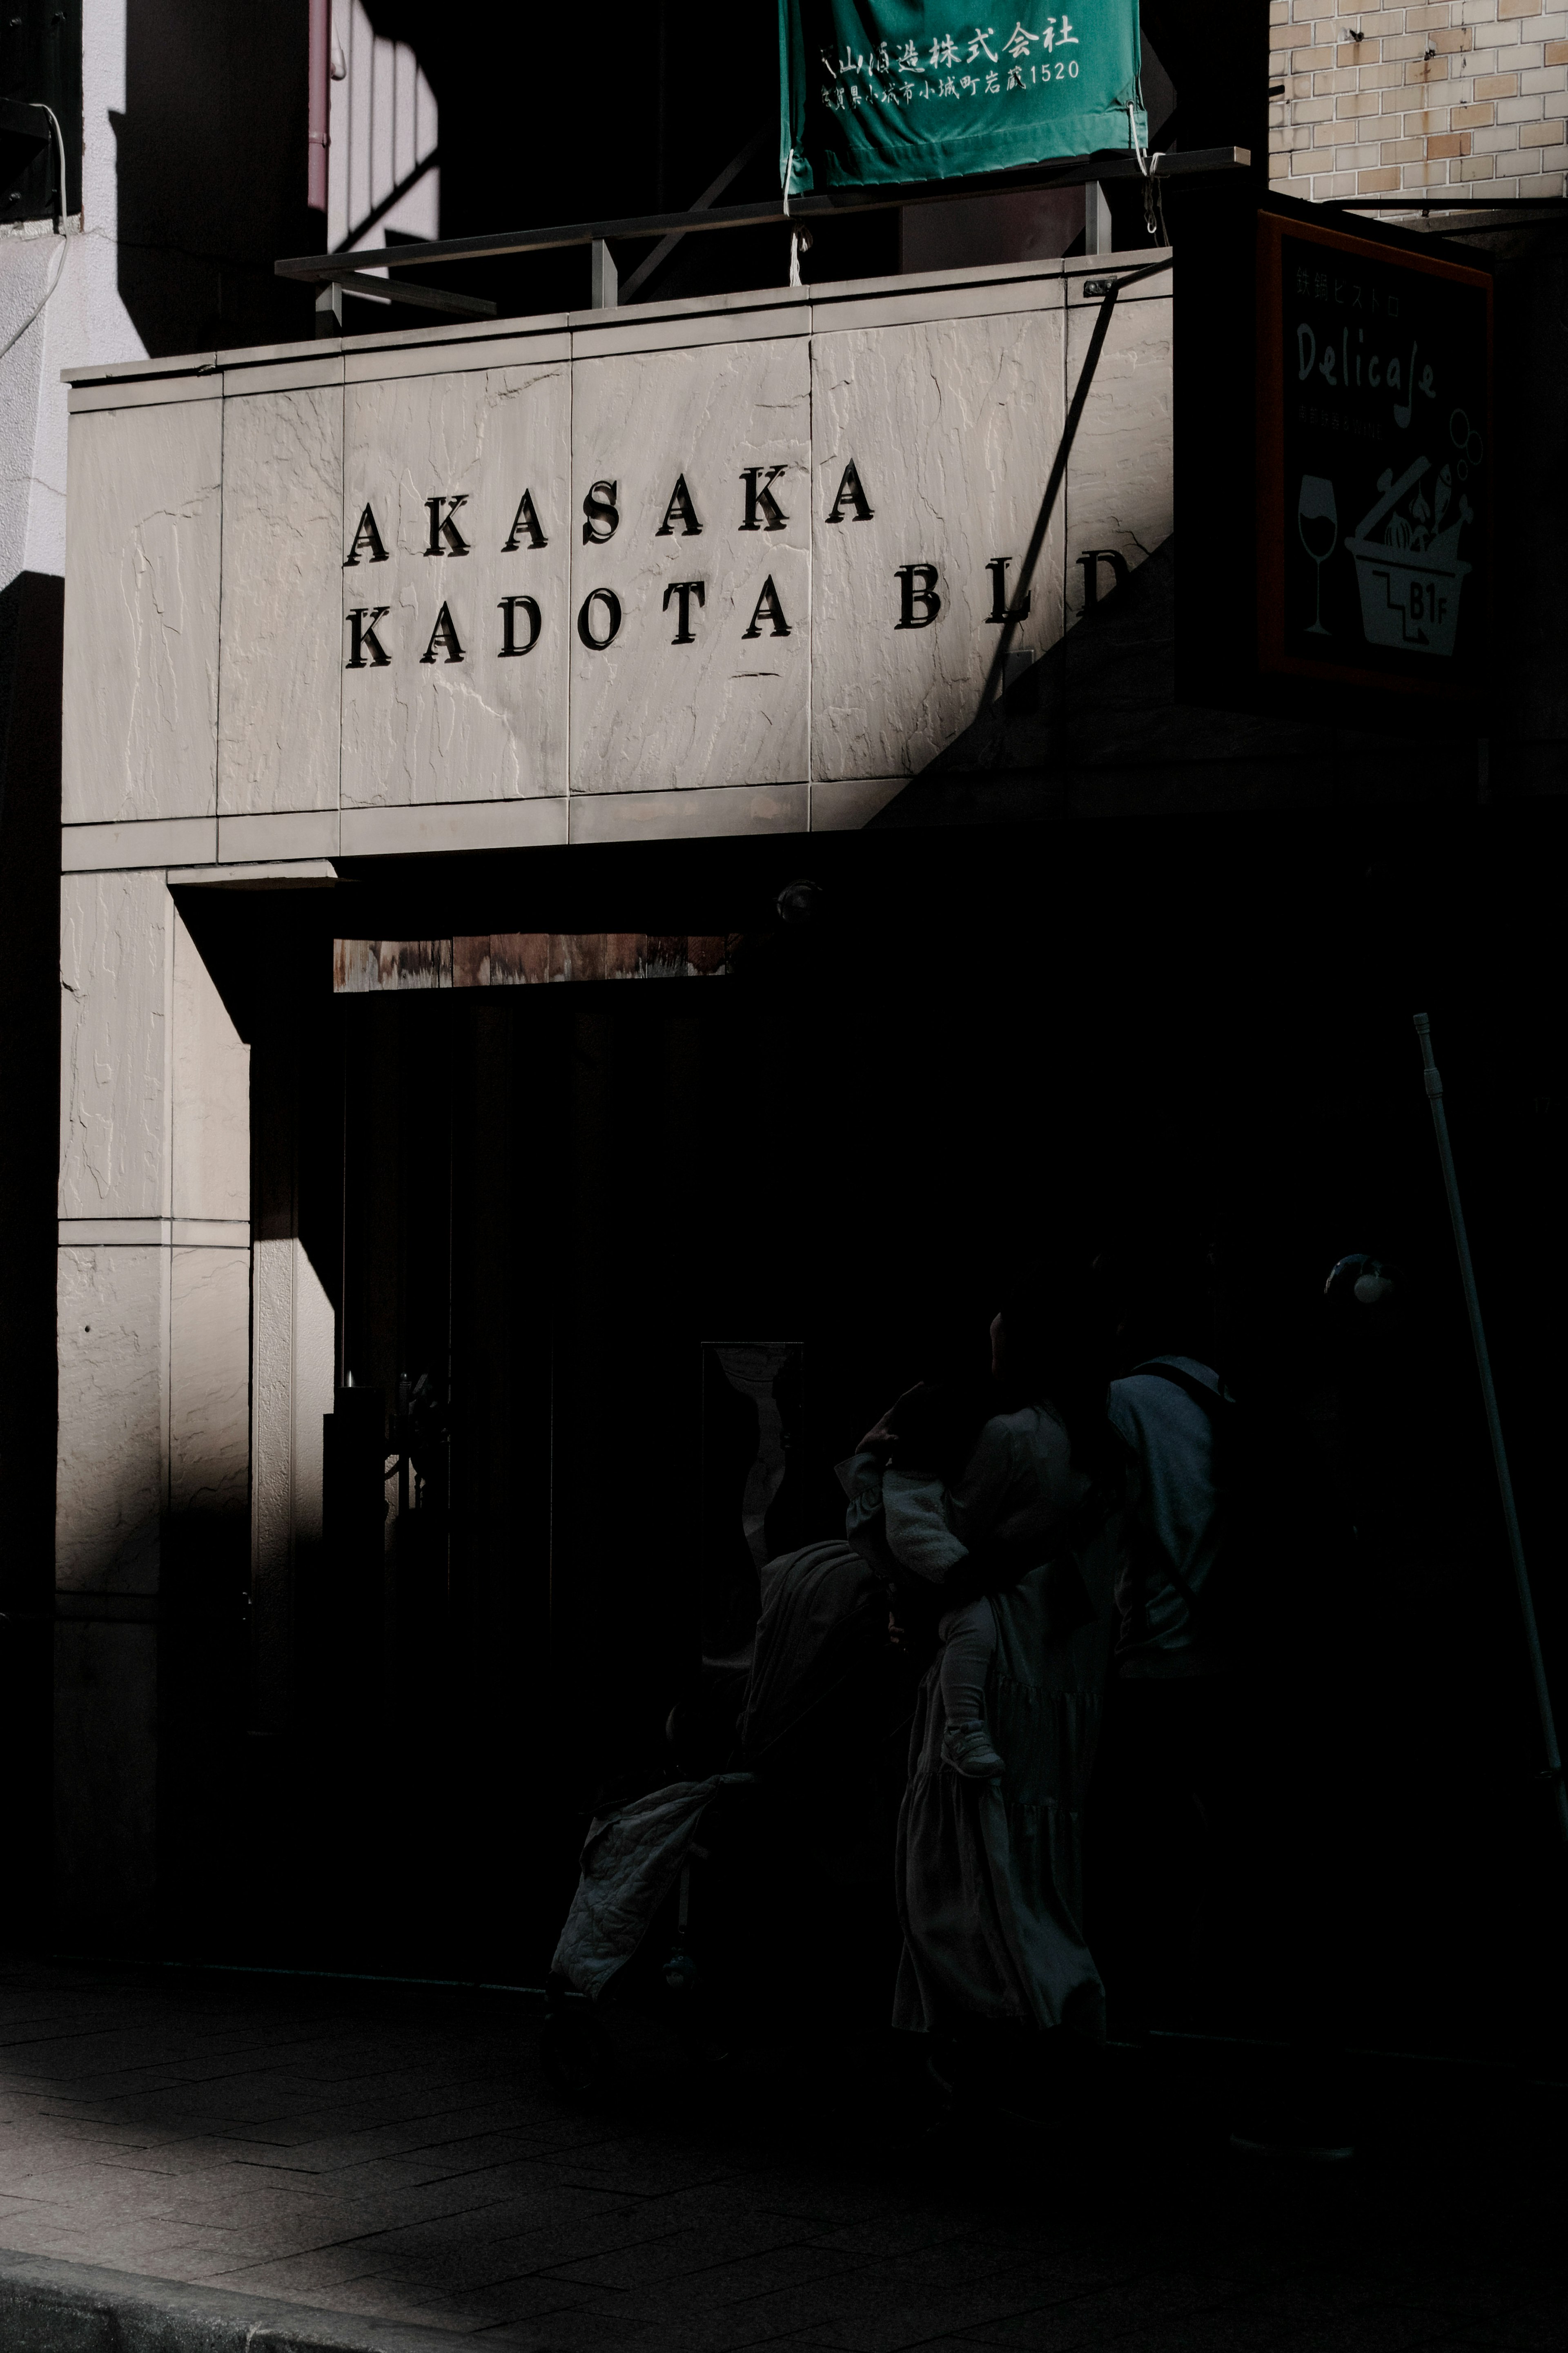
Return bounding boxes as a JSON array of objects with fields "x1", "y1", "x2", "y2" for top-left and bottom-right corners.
[{"x1": 542, "y1": 1539, "x2": 905, "y2": 2094}]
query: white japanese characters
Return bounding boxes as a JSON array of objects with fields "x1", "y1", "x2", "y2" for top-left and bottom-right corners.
[{"x1": 818, "y1": 18, "x2": 1080, "y2": 108}]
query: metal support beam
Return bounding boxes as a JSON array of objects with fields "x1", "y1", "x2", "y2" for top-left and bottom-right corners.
[
  {"x1": 590, "y1": 239, "x2": 617, "y2": 309},
  {"x1": 326, "y1": 270, "x2": 497, "y2": 319}
]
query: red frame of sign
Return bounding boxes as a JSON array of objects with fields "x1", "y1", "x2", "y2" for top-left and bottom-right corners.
[{"x1": 1256, "y1": 210, "x2": 1493, "y2": 698}]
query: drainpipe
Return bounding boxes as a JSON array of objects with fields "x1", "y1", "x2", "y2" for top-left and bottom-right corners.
[{"x1": 308, "y1": 0, "x2": 331, "y2": 212}]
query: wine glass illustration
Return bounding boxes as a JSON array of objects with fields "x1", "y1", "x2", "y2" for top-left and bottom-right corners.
[{"x1": 1297, "y1": 475, "x2": 1338, "y2": 635}]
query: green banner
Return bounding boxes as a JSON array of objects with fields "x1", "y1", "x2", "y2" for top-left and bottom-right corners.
[{"x1": 780, "y1": 1, "x2": 1146, "y2": 194}]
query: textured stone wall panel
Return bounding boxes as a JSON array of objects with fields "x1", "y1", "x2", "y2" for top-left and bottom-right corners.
[
  {"x1": 1064, "y1": 293, "x2": 1174, "y2": 626},
  {"x1": 250, "y1": 1236, "x2": 334, "y2": 1735},
  {"x1": 218, "y1": 388, "x2": 344, "y2": 816},
  {"x1": 171, "y1": 909, "x2": 249, "y2": 1224},
  {"x1": 169, "y1": 1246, "x2": 250, "y2": 1519},
  {"x1": 340, "y1": 363, "x2": 570, "y2": 807},
  {"x1": 59, "y1": 870, "x2": 171, "y2": 1222},
  {"x1": 569, "y1": 339, "x2": 811, "y2": 795},
  {"x1": 62, "y1": 401, "x2": 221, "y2": 825},
  {"x1": 65, "y1": 284, "x2": 1180, "y2": 830},
  {"x1": 811, "y1": 308, "x2": 1067, "y2": 783},
  {"x1": 56, "y1": 1245, "x2": 166, "y2": 1595},
  {"x1": 250, "y1": 1235, "x2": 294, "y2": 1729}
]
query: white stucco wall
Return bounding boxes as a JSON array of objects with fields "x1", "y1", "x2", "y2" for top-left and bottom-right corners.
[{"x1": 0, "y1": 0, "x2": 146, "y2": 590}]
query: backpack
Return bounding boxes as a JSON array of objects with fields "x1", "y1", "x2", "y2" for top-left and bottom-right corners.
[{"x1": 1118, "y1": 1361, "x2": 1347, "y2": 1669}]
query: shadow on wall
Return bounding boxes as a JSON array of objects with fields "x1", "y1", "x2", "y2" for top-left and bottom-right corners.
[
  {"x1": 869, "y1": 537, "x2": 1480, "y2": 829},
  {"x1": 0, "y1": 571, "x2": 62, "y2": 1918},
  {"x1": 111, "y1": 0, "x2": 315, "y2": 357}
]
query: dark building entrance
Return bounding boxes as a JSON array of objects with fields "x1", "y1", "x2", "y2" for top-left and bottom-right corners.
[{"x1": 182, "y1": 802, "x2": 1567, "y2": 2052}]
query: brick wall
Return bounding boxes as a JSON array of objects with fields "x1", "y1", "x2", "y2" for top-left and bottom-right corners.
[{"x1": 1270, "y1": 0, "x2": 1568, "y2": 201}]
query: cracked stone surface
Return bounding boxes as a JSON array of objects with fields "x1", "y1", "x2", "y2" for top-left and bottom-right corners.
[
  {"x1": 59, "y1": 869, "x2": 171, "y2": 1223},
  {"x1": 55, "y1": 1245, "x2": 166, "y2": 1597},
  {"x1": 168, "y1": 1245, "x2": 249, "y2": 1520},
  {"x1": 170, "y1": 905, "x2": 248, "y2": 1223},
  {"x1": 1063, "y1": 296, "x2": 1173, "y2": 630},
  {"x1": 63, "y1": 398, "x2": 221, "y2": 825},
  {"x1": 63, "y1": 277, "x2": 1176, "y2": 832},
  {"x1": 811, "y1": 310, "x2": 1068, "y2": 785},
  {"x1": 219, "y1": 386, "x2": 345, "y2": 817},
  {"x1": 568, "y1": 338, "x2": 810, "y2": 796},
  {"x1": 341, "y1": 362, "x2": 571, "y2": 808}
]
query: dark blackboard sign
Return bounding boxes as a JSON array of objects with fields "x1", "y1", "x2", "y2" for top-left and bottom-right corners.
[{"x1": 1257, "y1": 213, "x2": 1492, "y2": 699}]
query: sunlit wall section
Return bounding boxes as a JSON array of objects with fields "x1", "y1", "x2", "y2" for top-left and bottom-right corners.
[{"x1": 327, "y1": 0, "x2": 438, "y2": 262}]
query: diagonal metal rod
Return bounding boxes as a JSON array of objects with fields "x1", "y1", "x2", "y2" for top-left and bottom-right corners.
[
  {"x1": 979, "y1": 254, "x2": 1174, "y2": 715},
  {"x1": 1414, "y1": 1012, "x2": 1568, "y2": 1856},
  {"x1": 274, "y1": 150, "x2": 1248, "y2": 284},
  {"x1": 620, "y1": 129, "x2": 769, "y2": 303}
]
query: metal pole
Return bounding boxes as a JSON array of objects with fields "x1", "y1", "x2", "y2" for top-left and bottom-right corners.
[
  {"x1": 307, "y1": 0, "x2": 331, "y2": 214},
  {"x1": 1413, "y1": 1013, "x2": 1568, "y2": 1854}
]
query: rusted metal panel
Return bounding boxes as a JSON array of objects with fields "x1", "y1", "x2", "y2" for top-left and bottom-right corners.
[
  {"x1": 331, "y1": 939, "x2": 452, "y2": 991},
  {"x1": 560, "y1": 934, "x2": 606, "y2": 984},
  {"x1": 392, "y1": 940, "x2": 451, "y2": 989},
  {"x1": 334, "y1": 933, "x2": 733, "y2": 990},
  {"x1": 480, "y1": 933, "x2": 550, "y2": 986},
  {"x1": 452, "y1": 935, "x2": 490, "y2": 989},
  {"x1": 604, "y1": 933, "x2": 646, "y2": 980},
  {"x1": 642, "y1": 935, "x2": 687, "y2": 979}
]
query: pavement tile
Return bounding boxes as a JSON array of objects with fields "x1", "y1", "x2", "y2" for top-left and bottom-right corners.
[
  {"x1": 961, "y1": 2273, "x2": 1290, "y2": 2348},
  {"x1": 518, "y1": 2297, "x2": 798, "y2": 2353},
  {"x1": 699, "y1": 2259, "x2": 1045, "y2": 2353},
  {"x1": 366, "y1": 2264, "x2": 606, "y2": 2322},
  {"x1": 0, "y1": 1963, "x2": 1558, "y2": 2353},
  {"x1": 537, "y1": 2218, "x2": 839, "y2": 2294},
  {"x1": 1323, "y1": 2269, "x2": 1555, "y2": 2323},
  {"x1": 335, "y1": 2217, "x2": 649, "y2": 2284},
  {"x1": 595, "y1": 2245, "x2": 871, "y2": 2320},
  {"x1": 206, "y1": 2247, "x2": 462, "y2": 2297},
  {"x1": 1443, "y1": 2309, "x2": 1568, "y2": 2352},
  {"x1": 410, "y1": 2306, "x2": 677, "y2": 2351},
  {"x1": 350, "y1": 2205, "x2": 666, "y2": 2275}
]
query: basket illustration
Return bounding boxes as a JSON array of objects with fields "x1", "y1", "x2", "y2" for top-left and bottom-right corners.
[{"x1": 1343, "y1": 455, "x2": 1470, "y2": 658}]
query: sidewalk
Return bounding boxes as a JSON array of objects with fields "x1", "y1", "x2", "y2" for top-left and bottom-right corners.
[{"x1": 0, "y1": 1956, "x2": 1561, "y2": 2352}]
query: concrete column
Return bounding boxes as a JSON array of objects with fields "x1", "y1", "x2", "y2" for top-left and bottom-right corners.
[
  {"x1": 55, "y1": 877, "x2": 250, "y2": 1934},
  {"x1": 250, "y1": 1230, "x2": 334, "y2": 1738}
]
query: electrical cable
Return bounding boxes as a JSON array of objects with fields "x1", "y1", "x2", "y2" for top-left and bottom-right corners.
[
  {"x1": 1127, "y1": 96, "x2": 1168, "y2": 244},
  {"x1": 0, "y1": 102, "x2": 75, "y2": 368},
  {"x1": 32, "y1": 100, "x2": 70, "y2": 230}
]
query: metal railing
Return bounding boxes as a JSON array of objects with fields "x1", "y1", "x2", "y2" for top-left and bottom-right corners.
[{"x1": 277, "y1": 145, "x2": 1251, "y2": 323}]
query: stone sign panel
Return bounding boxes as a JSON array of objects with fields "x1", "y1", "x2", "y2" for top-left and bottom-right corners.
[
  {"x1": 569, "y1": 338, "x2": 812, "y2": 797},
  {"x1": 340, "y1": 360, "x2": 573, "y2": 807},
  {"x1": 61, "y1": 264, "x2": 1173, "y2": 856}
]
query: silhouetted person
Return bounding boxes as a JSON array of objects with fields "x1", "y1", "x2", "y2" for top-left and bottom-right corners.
[{"x1": 1089, "y1": 1239, "x2": 1235, "y2": 2039}]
